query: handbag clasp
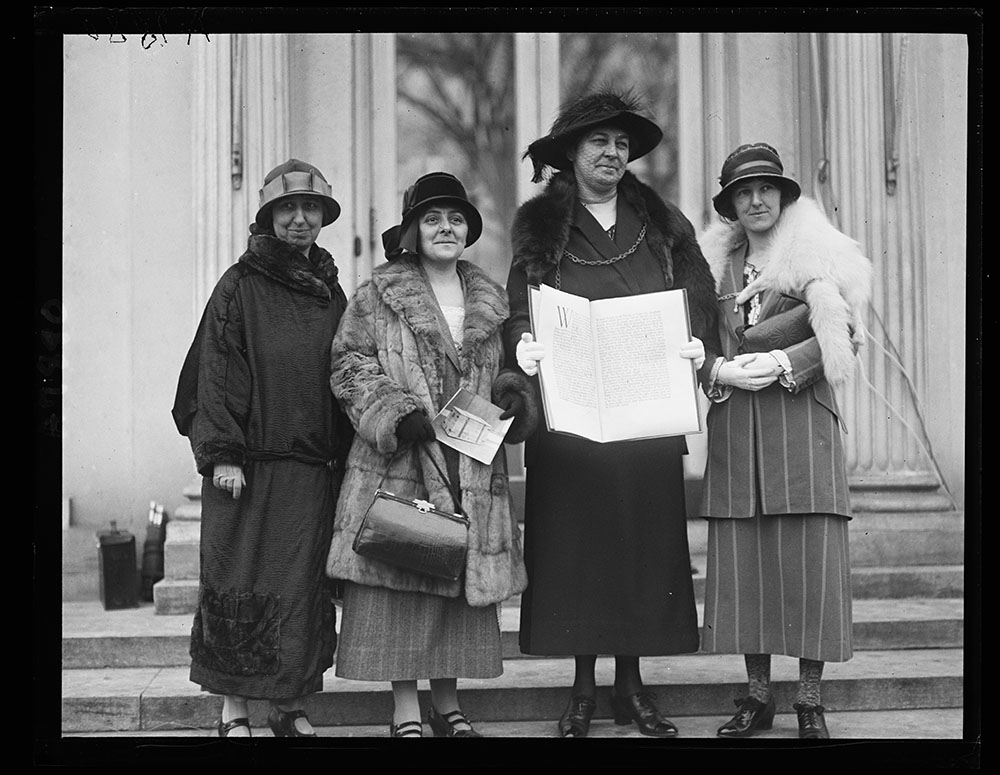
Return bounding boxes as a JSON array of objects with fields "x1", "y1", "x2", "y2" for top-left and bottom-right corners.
[{"x1": 414, "y1": 499, "x2": 435, "y2": 513}]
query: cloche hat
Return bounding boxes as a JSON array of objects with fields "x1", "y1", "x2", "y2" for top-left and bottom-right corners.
[
  {"x1": 525, "y1": 88, "x2": 663, "y2": 183},
  {"x1": 381, "y1": 171, "x2": 483, "y2": 260},
  {"x1": 712, "y1": 142, "x2": 801, "y2": 220},
  {"x1": 254, "y1": 158, "x2": 341, "y2": 228}
]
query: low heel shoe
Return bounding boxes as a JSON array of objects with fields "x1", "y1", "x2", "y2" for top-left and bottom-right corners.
[{"x1": 716, "y1": 695, "x2": 776, "y2": 738}]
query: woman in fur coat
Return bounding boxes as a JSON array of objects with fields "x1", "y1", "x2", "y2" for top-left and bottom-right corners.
[
  {"x1": 697, "y1": 143, "x2": 872, "y2": 740},
  {"x1": 171, "y1": 159, "x2": 352, "y2": 738},
  {"x1": 506, "y1": 90, "x2": 718, "y2": 738},
  {"x1": 325, "y1": 172, "x2": 536, "y2": 738}
]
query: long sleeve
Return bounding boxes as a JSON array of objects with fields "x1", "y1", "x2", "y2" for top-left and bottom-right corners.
[{"x1": 188, "y1": 274, "x2": 252, "y2": 476}]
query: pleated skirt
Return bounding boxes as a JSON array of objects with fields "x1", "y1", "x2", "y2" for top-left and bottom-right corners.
[
  {"x1": 701, "y1": 514, "x2": 853, "y2": 663},
  {"x1": 335, "y1": 581, "x2": 503, "y2": 681}
]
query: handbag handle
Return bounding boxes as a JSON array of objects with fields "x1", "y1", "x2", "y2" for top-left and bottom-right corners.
[{"x1": 377, "y1": 440, "x2": 464, "y2": 515}]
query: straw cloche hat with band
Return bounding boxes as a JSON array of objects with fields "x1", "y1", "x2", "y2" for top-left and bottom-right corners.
[
  {"x1": 254, "y1": 158, "x2": 342, "y2": 230},
  {"x1": 381, "y1": 172, "x2": 483, "y2": 260},
  {"x1": 524, "y1": 88, "x2": 664, "y2": 183},
  {"x1": 711, "y1": 143, "x2": 801, "y2": 220}
]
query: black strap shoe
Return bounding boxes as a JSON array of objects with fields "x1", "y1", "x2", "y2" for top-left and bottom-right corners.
[
  {"x1": 717, "y1": 695, "x2": 776, "y2": 738},
  {"x1": 611, "y1": 690, "x2": 679, "y2": 738},
  {"x1": 558, "y1": 694, "x2": 597, "y2": 738},
  {"x1": 793, "y1": 702, "x2": 830, "y2": 739},
  {"x1": 427, "y1": 707, "x2": 482, "y2": 737},
  {"x1": 389, "y1": 720, "x2": 424, "y2": 738},
  {"x1": 218, "y1": 716, "x2": 251, "y2": 738},
  {"x1": 267, "y1": 707, "x2": 317, "y2": 737}
]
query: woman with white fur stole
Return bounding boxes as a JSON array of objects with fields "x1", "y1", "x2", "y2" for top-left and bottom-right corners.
[{"x1": 697, "y1": 142, "x2": 872, "y2": 740}]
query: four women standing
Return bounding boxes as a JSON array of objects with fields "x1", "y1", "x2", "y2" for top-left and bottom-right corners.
[{"x1": 175, "y1": 106, "x2": 872, "y2": 742}]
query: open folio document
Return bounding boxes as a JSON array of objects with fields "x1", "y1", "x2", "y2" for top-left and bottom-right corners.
[
  {"x1": 528, "y1": 284, "x2": 702, "y2": 442},
  {"x1": 431, "y1": 387, "x2": 514, "y2": 465}
]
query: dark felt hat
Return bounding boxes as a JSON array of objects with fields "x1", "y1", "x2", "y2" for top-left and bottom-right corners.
[
  {"x1": 255, "y1": 158, "x2": 341, "y2": 228},
  {"x1": 525, "y1": 89, "x2": 663, "y2": 183},
  {"x1": 381, "y1": 172, "x2": 483, "y2": 260},
  {"x1": 712, "y1": 142, "x2": 801, "y2": 219}
]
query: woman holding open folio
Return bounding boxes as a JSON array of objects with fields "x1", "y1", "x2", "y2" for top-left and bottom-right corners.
[
  {"x1": 697, "y1": 142, "x2": 872, "y2": 739},
  {"x1": 325, "y1": 172, "x2": 536, "y2": 738},
  {"x1": 504, "y1": 89, "x2": 717, "y2": 737}
]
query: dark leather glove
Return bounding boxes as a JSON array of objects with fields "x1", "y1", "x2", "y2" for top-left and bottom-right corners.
[
  {"x1": 395, "y1": 410, "x2": 437, "y2": 443},
  {"x1": 496, "y1": 392, "x2": 523, "y2": 421}
]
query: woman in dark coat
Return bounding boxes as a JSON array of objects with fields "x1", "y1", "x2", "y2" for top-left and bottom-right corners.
[
  {"x1": 505, "y1": 89, "x2": 718, "y2": 737},
  {"x1": 171, "y1": 159, "x2": 351, "y2": 738},
  {"x1": 697, "y1": 143, "x2": 872, "y2": 739},
  {"x1": 326, "y1": 172, "x2": 536, "y2": 738}
]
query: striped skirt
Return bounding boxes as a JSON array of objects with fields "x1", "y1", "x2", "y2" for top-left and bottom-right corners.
[
  {"x1": 702, "y1": 514, "x2": 853, "y2": 662},
  {"x1": 335, "y1": 582, "x2": 503, "y2": 681}
]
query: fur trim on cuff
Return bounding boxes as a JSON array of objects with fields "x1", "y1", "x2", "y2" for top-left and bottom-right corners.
[{"x1": 491, "y1": 368, "x2": 539, "y2": 445}]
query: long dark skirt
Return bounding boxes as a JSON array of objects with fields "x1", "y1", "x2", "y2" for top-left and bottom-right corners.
[
  {"x1": 189, "y1": 459, "x2": 339, "y2": 699},
  {"x1": 702, "y1": 513, "x2": 853, "y2": 662},
  {"x1": 518, "y1": 431, "x2": 699, "y2": 656},
  {"x1": 335, "y1": 582, "x2": 502, "y2": 681}
]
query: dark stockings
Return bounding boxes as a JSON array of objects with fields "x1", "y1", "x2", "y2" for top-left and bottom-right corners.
[{"x1": 571, "y1": 655, "x2": 644, "y2": 698}]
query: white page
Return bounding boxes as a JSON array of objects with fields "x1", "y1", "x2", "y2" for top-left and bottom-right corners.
[
  {"x1": 590, "y1": 289, "x2": 702, "y2": 441},
  {"x1": 530, "y1": 285, "x2": 603, "y2": 441}
]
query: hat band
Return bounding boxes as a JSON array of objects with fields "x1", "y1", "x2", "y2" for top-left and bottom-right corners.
[
  {"x1": 259, "y1": 170, "x2": 332, "y2": 207},
  {"x1": 726, "y1": 159, "x2": 784, "y2": 180}
]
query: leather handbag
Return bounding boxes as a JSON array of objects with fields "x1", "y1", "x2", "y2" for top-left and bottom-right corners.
[
  {"x1": 352, "y1": 444, "x2": 469, "y2": 582},
  {"x1": 738, "y1": 299, "x2": 813, "y2": 354}
]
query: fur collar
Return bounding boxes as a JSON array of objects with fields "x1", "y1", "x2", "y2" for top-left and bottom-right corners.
[
  {"x1": 699, "y1": 196, "x2": 871, "y2": 312},
  {"x1": 370, "y1": 257, "x2": 509, "y2": 362},
  {"x1": 240, "y1": 234, "x2": 340, "y2": 299},
  {"x1": 699, "y1": 196, "x2": 873, "y2": 384},
  {"x1": 511, "y1": 169, "x2": 681, "y2": 287}
]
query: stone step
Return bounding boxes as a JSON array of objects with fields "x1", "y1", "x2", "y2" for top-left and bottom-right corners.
[
  {"x1": 145, "y1": 555, "x2": 964, "y2": 618},
  {"x1": 61, "y1": 708, "x2": 965, "y2": 740},
  {"x1": 63, "y1": 507, "x2": 965, "y2": 603},
  {"x1": 61, "y1": 647, "x2": 964, "y2": 733},
  {"x1": 62, "y1": 597, "x2": 963, "y2": 669},
  {"x1": 848, "y1": 511, "x2": 965, "y2": 566}
]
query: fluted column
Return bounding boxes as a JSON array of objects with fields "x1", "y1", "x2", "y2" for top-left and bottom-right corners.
[
  {"x1": 191, "y1": 34, "x2": 289, "y2": 316},
  {"x1": 818, "y1": 33, "x2": 952, "y2": 510}
]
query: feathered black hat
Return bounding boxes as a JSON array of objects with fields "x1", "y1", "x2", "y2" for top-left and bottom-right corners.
[{"x1": 525, "y1": 88, "x2": 663, "y2": 183}]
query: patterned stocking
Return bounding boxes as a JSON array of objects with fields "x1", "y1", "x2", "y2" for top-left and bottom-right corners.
[
  {"x1": 745, "y1": 653, "x2": 772, "y2": 702},
  {"x1": 797, "y1": 658, "x2": 825, "y2": 706}
]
